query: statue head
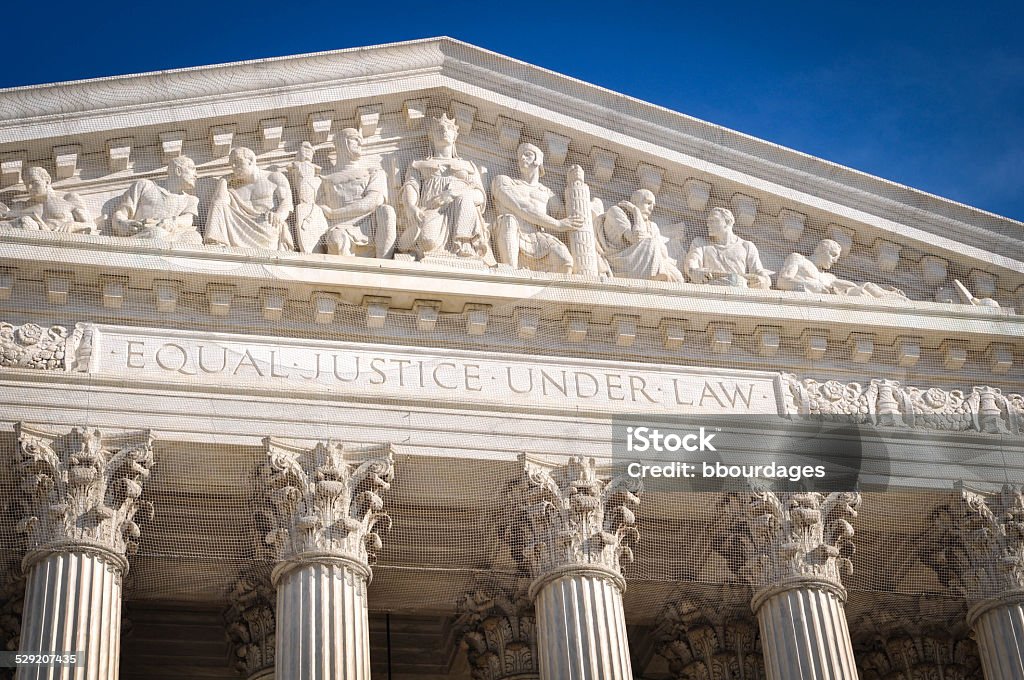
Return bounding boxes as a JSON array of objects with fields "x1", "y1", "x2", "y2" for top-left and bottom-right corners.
[
  {"x1": 297, "y1": 141, "x2": 315, "y2": 162},
  {"x1": 516, "y1": 142, "x2": 545, "y2": 178},
  {"x1": 707, "y1": 207, "x2": 735, "y2": 241},
  {"x1": 336, "y1": 128, "x2": 363, "y2": 163},
  {"x1": 428, "y1": 113, "x2": 459, "y2": 151},
  {"x1": 228, "y1": 147, "x2": 259, "y2": 182},
  {"x1": 168, "y1": 155, "x2": 197, "y2": 190},
  {"x1": 812, "y1": 239, "x2": 843, "y2": 270},
  {"x1": 630, "y1": 189, "x2": 656, "y2": 218},
  {"x1": 24, "y1": 167, "x2": 52, "y2": 199}
]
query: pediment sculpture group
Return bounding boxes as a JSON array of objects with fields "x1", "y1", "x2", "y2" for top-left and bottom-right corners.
[{"x1": 0, "y1": 113, "x2": 906, "y2": 298}]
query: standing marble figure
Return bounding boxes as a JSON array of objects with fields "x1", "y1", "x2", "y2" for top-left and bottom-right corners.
[{"x1": 205, "y1": 147, "x2": 295, "y2": 250}]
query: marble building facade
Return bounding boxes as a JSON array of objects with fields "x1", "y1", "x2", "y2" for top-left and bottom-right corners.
[{"x1": 0, "y1": 37, "x2": 1022, "y2": 679}]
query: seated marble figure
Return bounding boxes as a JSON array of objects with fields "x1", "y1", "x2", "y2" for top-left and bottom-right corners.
[
  {"x1": 597, "y1": 188, "x2": 684, "y2": 282},
  {"x1": 205, "y1": 147, "x2": 294, "y2": 250},
  {"x1": 0, "y1": 167, "x2": 95, "y2": 234},
  {"x1": 399, "y1": 113, "x2": 488, "y2": 259},
  {"x1": 111, "y1": 156, "x2": 201, "y2": 244},
  {"x1": 683, "y1": 207, "x2": 772, "y2": 288},
  {"x1": 778, "y1": 239, "x2": 907, "y2": 299},
  {"x1": 492, "y1": 142, "x2": 583, "y2": 274},
  {"x1": 317, "y1": 129, "x2": 397, "y2": 259}
]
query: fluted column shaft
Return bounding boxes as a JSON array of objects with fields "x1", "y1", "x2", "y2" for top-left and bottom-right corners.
[
  {"x1": 531, "y1": 568, "x2": 632, "y2": 680},
  {"x1": 753, "y1": 580, "x2": 858, "y2": 680},
  {"x1": 968, "y1": 594, "x2": 1024, "y2": 679},
  {"x1": 16, "y1": 550, "x2": 125, "y2": 680},
  {"x1": 273, "y1": 558, "x2": 370, "y2": 680}
]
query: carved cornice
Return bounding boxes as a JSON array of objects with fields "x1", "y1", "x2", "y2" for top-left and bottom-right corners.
[
  {"x1": 454, "y1": 584, "x2": 538, "y2": 680},
  {"x1": 260, "y1": 438, "x2": 394, "y2": 580},
  {"x1": 653, "y1": 602, "x2": 765, "y2": 680},
  {"x1": 921, "y1": 484, "x2": 1024, "y2": 603},
  {"x1": 713, "y1": 487, "x2": 861, "y2": 598},
  {"x1": 506, "y1": 455, "x2": 641, "y2": 595},
  {"x1": 784, "y1": 375, "x2": 1024, "y2": 435},
  {"x1": 13, "y1": 423, "x2": 154, "y2": 569},
  {"x1": 224, "y1": 573, "x2": 276, "y2": 679}
]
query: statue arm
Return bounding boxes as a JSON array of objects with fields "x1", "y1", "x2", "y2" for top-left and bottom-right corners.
[
  {"x1": 67, "y1": 193, "x2": 93, "y2": 225},
  {"x1": 112, "y1": 183, "x2": 142, "y2": 236},
  {"x1": 777, "y1": 254, "x2": 804, "y2": 291},
  {"x1": 270, "y1": 173, "x2": 293, "y2": 225},
  {"x1": 683, "y1": 241, "x2": 708, "y2": 283},
  {"x1": 400, "y1": 167, "x2": 422, "y2": 224},
  {"x1": 602, "y1": 205, "x2": 631, "y2": 246}
]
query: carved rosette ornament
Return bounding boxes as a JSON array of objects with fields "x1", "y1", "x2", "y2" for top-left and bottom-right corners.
[
  {"x1": 784, "y1": 374, "x2": 1024, "y2": 435},
  {"x1": 14, "y1": 423, "x2": 154, "y2": 569},
  {"x1": 653, "y1": 602, "x2": 766, "y2": 680},
  {"x1": 260, "y1": 438, "x2": 394, "y2": 578},
  {"x1": 512, "y1": 455, "x2": 641, "y2": 594},
  {"x1": 454, "y1": 585, "x2": 539, "y2": 680},
  {"x1": 225, "y1": 574, "x2": 276, "y2": 680}
]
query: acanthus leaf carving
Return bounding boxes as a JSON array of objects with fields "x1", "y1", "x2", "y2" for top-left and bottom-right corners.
[
  {"x1": 508, "y1": 455, "x2": 641, "y2": 583},
  {"x1": 653, "y1": 601, "x2": 766, "y2": 680},
  {"x1": 454, "y1": 583, "x2": 538, "y2": 680},
  {"x1": 712, "y1": 485, "x2": 861, "y2": 591},
  {"x1": 260, "y1": 438, "x2": 394, "y2": 568},
  {"x1": 921, "y1": 484, "x2": 1024, "y2": 601},
  {"x1": 13, "y1": 423, "x2": 154, "y2": 564},
  {"x1": 224, "y1": 572, "x2": 276, "y2": 679}
]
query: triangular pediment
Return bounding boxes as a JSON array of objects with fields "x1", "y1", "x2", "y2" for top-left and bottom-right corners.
[{"x1": 0, "y1": 37, "x2": 1021, "y2": 380}]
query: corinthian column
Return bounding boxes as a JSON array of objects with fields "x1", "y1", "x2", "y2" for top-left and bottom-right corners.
[
  {"x1": 924, "y1": 484, "x2": 1024, "y2": 679},
  {"x1": 454, "y1": 584, "x2": 539, "y2": 680},
  {"x1": 261, "y1": 439, "x2": 394, "y2": 680},
  {"x1": 714, "y1": 488, "x2": 862, "y2": 680},
  {"x1": 507, "y1": 455, "x2": 641, "y2": 680},
  {"x1": 13, "y1": 423, "x2": 154, "y2": 680}
]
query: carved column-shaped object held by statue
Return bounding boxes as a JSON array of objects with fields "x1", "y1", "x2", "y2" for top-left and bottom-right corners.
[
  {"x1": 714, "y1": 488, "x2": 862, "y2": 680},
  {"x1": 924, "y1": 485, "x2": 1024, "y2": 678},
  {"x1": 507, "y1": 455, "x2": 641, "y2": 680},
  {"x1": 564, "y1": 165, "x2": 599, "y2": 276},
  {"x1": 261, "y1": 439, "x2": 394, "y2": 680},
  {"x1": 13, "y1": 424, "x2": 154, "y2": 680}
]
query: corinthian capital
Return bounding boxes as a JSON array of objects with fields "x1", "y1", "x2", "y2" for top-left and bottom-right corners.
[
  {"x1": 454, "y1": 583, "x2": 538, "y2": 680},
  {"x1": 224, "y1": 573, "x2": 276, "y2": 680},
  {"x1": 922, "y1": 484, "x2": 1024, "y2": 602},
  {"x1": 13, "y1": 423, "x2": 154, "y2": 568},
  {"x1": 260, "y1": 438, "x2": 394, "y2": 572},
  {"x1": 713, "y1": 486, "x2": 861, "y2": 593},
  {"x1": 654, "y1": 601, "x2": 765, "y2": 680},
  {"x1": 507, "y1": 455, "x2": 641, "y2": 589}
]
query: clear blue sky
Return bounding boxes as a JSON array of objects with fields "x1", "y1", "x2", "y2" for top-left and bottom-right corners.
[{"x1": 5, "y1": 0, "x2": 1023, "y2": 222}]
